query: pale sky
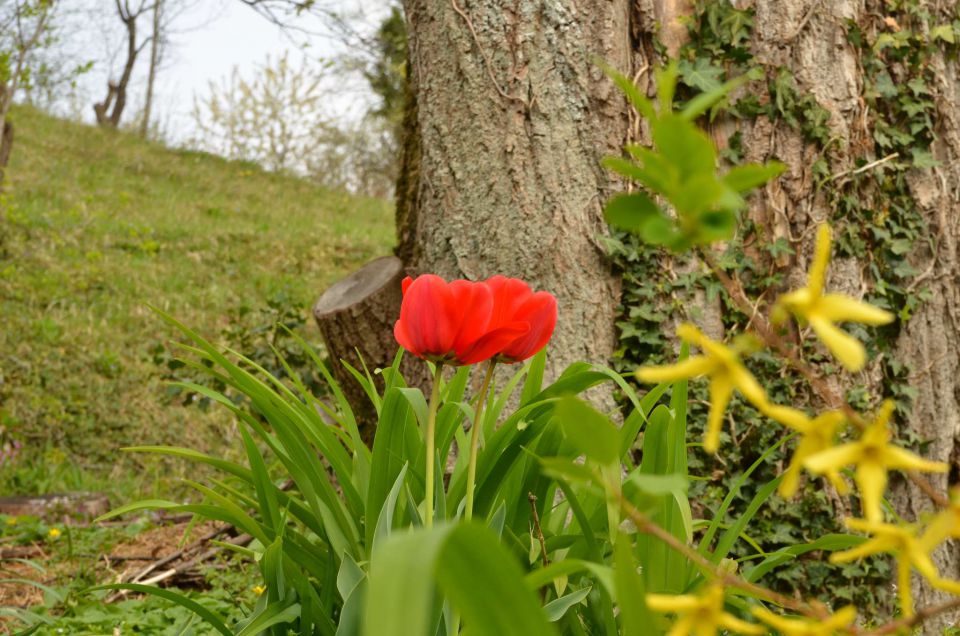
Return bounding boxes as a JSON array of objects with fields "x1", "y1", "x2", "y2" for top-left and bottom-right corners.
[{"x1": 60, "y1": 0, "x2": 384, "y2": 144}]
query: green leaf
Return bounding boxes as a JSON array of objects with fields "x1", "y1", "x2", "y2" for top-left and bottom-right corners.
[
  {"x1": 91, "y1": 584, "x2": 232, "y2": 636},
  {"x1": 627, "y1": 472, "x2": 688, "y2": 496},
  {"x1": 556, "y1": 396, "x2": 619, "y2": 465},
  {"x1": 652, "y1": 114, "x2": 716, "y2": 179},
  {"x1": 744, "y1": 534, "x2": 865, "y2": 583},
  {"x1": 599, "y1": 62, "x2": 655, "y2": 122},
  {"x1": 543, "y1": 587, "x2": 591, "y2": 622},
  {"x1": 614, "y1": 534, "x2": 656, "y2": 636},
  {"x1": 679, "y1": 57, "x2": 724, "y2": 92},
  {"x1": 604, "y1": 192, "x2": 661, "y2": 231},
  {"x1": 236, "y1": 602, "x2": 302, "y2": 636},
  {"x1": 364, "y1": 524, "x2": 556, "y2": 636},
  {"x1": 722, "y1": 162, "x2": 786, "y2": 192},
  {"x1": 931, "y1": 24, "x2": 955, "y2": 43}
]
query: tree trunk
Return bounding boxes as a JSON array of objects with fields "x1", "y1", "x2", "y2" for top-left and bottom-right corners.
[
  {"x1": 399, "y1": 0, "x2": 631, "y2": 387},
  {"x1": 892, "y1": 25, "x2": 960, "y2": 632},
  {"x1": 0, "y1": 121, "x2": 12, "y2": 188},
  {"x1": 95, "y1": 5, "x2": 142, "y2": 129},
  {"x1": 141, "y1": 0, "x2": 164, "y2": 137}
]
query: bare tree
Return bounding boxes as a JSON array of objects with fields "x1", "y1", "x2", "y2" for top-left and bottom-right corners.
[
  {"x1": 139, "y1": 0, "x2": 163, "y2": 137},
  {"x1": 0, "y1": 0, "x2": 57, "y2": 186},
  {"x1": 93, "y1": 0, "x2": 152, "y2": 128}
]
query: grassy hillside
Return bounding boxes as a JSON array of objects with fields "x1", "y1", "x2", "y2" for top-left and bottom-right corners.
[{"x1": 0, "y1": 106, "x2": 394, "y2": 498}]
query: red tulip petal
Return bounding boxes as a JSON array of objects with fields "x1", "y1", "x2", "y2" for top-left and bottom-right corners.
[
  {"x1": 448, "y1": 280, "x2": 494, "y2": 354},
  {"x1": 500, "y1": 292, "x2": 557, "y2": 362},
  {"x1": 398, "y1": 275, "x2": 457, "y2": 357},
  {"x1": 393, "y1": 319, "x2": 417, "y2": 355},
  {"x1": 401, "y1": 276, "x2": 413, "y2": 295},
  {"x1": 458, "y1": 321, "x2": 530, "y2": 365},
  {"x1": 485, "y1": 276, "x2": 533, "y2": 329}
]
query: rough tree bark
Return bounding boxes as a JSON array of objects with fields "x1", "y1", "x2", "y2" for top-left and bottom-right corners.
[
  {"x1": 398, "y1": 0, "x2": 632, "y2": 387},
  {"x1": 892, "y1": 21, "x2": 960, "y2": 632}
]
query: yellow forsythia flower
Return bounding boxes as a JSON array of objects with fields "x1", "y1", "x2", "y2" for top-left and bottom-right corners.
[
  {"x1": 646, "y1": 583, "x2": 764, "y2": 636},
  {"x1": 773, "y1": 224, "x2": 893, "y2": 372},
  {"x1": 252, "y1": 584, "x2": 266, "y2": 596},
  {"x1": 804, "y1": 400, "x2": 947, "y2": 522},
  {"x1": 763, "y1": 405, "x2": 848, "y2": 498},
  {"x1": 637, "y1": 323, "x2": 768, "y2": 453},
  {"x1": 831, "y1": 518, "x2": 940, "y2": 617},
  {"x1": 920, "y1": 487, "x2": 960, "y2": 549},
  {"x1": 47, "y1": 528, "x2": 61, "y2": 539},
  {"x1": 752, "y1": 605, "x2": 856, "y2": 635}
]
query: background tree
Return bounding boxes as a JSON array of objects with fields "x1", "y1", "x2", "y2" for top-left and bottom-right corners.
[
  {"x1": 93, "y1": 0, "x2": 152, "y2": 128},
  {"x1": 138, "y1": 0, "x2": 162, "y2": 137},
  {"x1": 0, "y1": 0, "x2": 57, "y2": 186}
]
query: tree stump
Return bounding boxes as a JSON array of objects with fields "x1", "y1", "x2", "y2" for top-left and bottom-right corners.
[{"x1": 313, "y1": 255, "x2": 427, "y2": 444}]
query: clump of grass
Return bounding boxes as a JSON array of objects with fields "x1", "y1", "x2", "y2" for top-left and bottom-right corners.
[{"x1": 0, "y1": 105, "x2": 394, "y2": 500}]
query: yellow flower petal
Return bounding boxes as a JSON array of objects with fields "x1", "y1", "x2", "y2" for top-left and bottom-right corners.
[
  {"x1": 705, "y1": 375, "x2": 733, "y2": 453},
  {"x1": 666, "y1": 615, "x2": 695, "y2": 636},
  {"x1": 764, "y1": 404, "x2": 812, "y2": 432},
  {"x1": 854, "y1": 460, "x2": 889, "y2": 523},
  {"x1": 779, "y1": 454, "x2": 804, "y2": 499},
  {"x1": 646, "y1": 593, "x2": 702, "y2": 613},
  {"x1": 932, "y1": 577, "x2": 960, "y2": 595},
  {"x1": 920, "y1": 510, "x2": 959, "y2": 549},
  {"x1": 808, "y1": 224, "x2": 832, "y2": 297},
  {"x1": 808, "y1": 316, "x2": 866, "y2": 372},
  {"x1": 728, "y1": 364, "x2": 768, "y2": 410},
  {"x1": 826, "y1": 470, "x2": 851, "y2": 495},
  {"x1": 897, "y1": 559, "x2": 915, "y2": 617},
  {"x1": 718, "y1": 613, "x2": 766, "y2": 635},
  {"x1": 675, "y1": 322, "x2": 706, "y2": 346},
  {"x1": 817, "y1": 294, "x2": 894, "y2": 325},
  {"x1": 880, "y1": 446, "x2": 949, "y2": 474},
  {"x1": 804, "y1": 443, "x2": 863, "y2": 474},
  {"x1": 637, "y1": 356, "x2": 714, "y2": 383}
]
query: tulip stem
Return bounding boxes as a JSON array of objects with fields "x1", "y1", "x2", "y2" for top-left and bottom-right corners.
[
  {"x1": 465, "y1": 361, "x2": 496, "y2": 521},
  {"x1": 425, "y1": 363, "x2": 444, "y2": 529}
]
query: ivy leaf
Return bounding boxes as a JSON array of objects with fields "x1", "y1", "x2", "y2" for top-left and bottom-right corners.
[
  {"x1": 911, "y1": 149, "x2": 940, "y2": 169},
  {"x1": 679, "y1": 57, "x2": 724, "y2": 92},
  {"x1": 931, "y1": 24, "x2": 955, "y2": 44}
]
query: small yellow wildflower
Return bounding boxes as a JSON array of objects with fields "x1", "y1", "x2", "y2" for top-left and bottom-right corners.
[
  {"x1": 919, "y1": 487, "x2": 960, "y2": 550},
  {"x1": 646, "y1": 583, "x2": 764, "y2": 636},
  {"x1": 763, "y1": 405, "x2": 848, "y2": 498},
  {"x1": 5, "y1": 516, "x2": 17, "y2": 526},
  {"x1": 831, "y1": 518, "x2": 938, "y2": 617},
  {"x1": 47, "y1": 527, "x2": 61, "y2": 539},
  {"x1": 773, "y1": 224, "x2": 894, "y2": 372},
  {"x1": 252, "y1": 584, "x2": 266, "y2": 596},
  {"x1": 804, "y1": 400, "x2": 947, "y2": 522},
  {"x1": 752, "y1": 605, "x2": 856, "y2": 636},
  {"x1": 637, "y1": 323, "x2": 768, "y2": 453}
]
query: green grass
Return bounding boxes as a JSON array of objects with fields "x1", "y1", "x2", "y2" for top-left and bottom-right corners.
[{"x1": 0, "y1": 105, "x2": 394, "y2": 500}]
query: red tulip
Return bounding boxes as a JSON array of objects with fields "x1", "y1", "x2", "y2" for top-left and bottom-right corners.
[
  {"x1": 484, "y1": 275, "x2": 558, "y2": 363},
  {"x1": 393, "y1": 275, "x2": 529, "y2": 365}
]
